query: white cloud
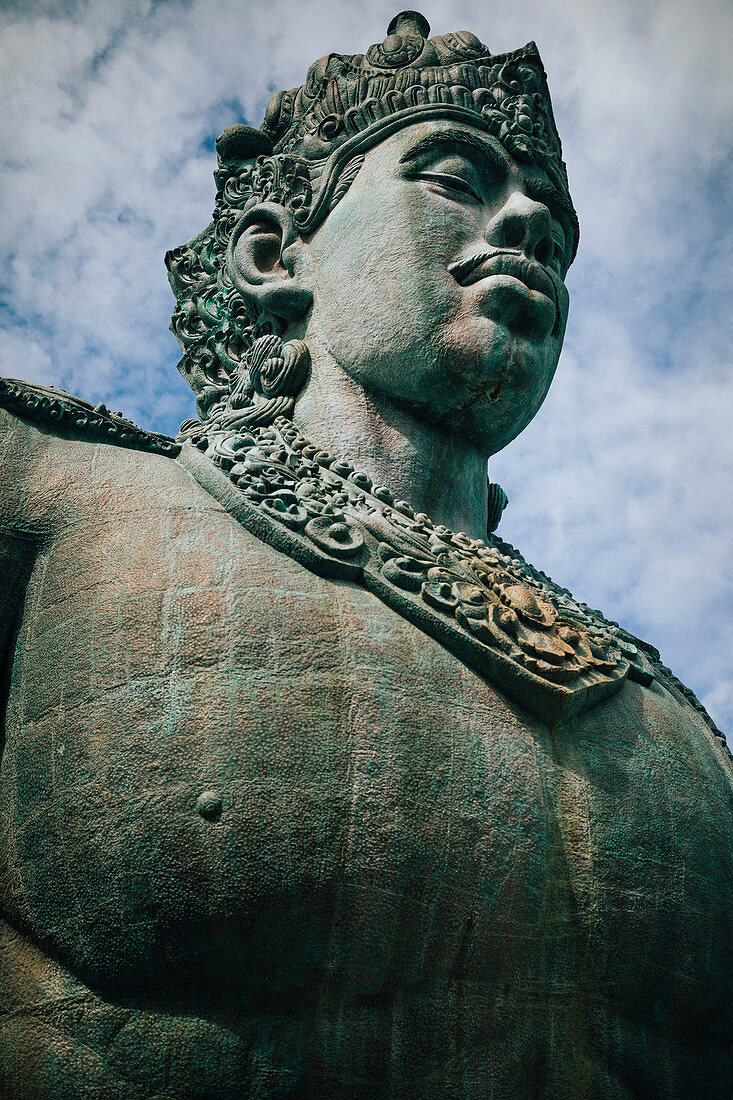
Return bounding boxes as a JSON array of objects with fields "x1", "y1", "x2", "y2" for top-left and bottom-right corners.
[{"x1": 1, "y1": 0, "x2": 731, "y2": 735}]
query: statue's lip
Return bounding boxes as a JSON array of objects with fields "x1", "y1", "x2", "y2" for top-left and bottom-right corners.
[{"x1": 448, "y1": 250, "x2": 557, "y2": 308}]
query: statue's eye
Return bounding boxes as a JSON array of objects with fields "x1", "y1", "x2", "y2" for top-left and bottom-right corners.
[{"x1": 417, "y1": 171, "x2": 483, "y2": 204}]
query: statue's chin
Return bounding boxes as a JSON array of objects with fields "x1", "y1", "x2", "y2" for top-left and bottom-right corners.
[
  {"x1": 429, "y1": 331, "x2": 559, "y2": 453},
  {"x1": 383, "y1": 367, "x2": 551, "y2": 456},
  {"x1": 459, "y1": 398, "x2": 544, "y2": 456}
]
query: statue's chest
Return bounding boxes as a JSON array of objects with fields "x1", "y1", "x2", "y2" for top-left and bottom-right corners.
[
  {"x1": 2, "y1": 479, "x2": 561, "y2": 999},
  {"x1": 2, "y1": 461, "x2": 728, "y2": 1054}
]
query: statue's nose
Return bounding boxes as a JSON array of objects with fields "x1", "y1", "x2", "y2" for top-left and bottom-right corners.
[{"x1": 486, "y1": 190, "x2": 554, "y2": 266}]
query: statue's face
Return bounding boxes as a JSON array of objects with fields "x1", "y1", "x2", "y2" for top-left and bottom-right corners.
[{"x1": 299, "y1": 119, "x2": 571, "y2": 454}]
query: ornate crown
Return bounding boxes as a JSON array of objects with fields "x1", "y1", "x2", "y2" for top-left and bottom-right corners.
[{"x1": 215, "y1": 10, "x2": 577, "y2": 241}]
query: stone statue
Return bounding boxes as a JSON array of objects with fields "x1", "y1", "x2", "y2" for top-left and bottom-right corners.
[{"x1": 1, "y1": 11, "x2": 731, "y2": 1098}]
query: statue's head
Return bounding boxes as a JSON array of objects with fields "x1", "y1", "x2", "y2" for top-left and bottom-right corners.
[{"x1": 166, "y1": 11, "x2": 578, "y2": 456}]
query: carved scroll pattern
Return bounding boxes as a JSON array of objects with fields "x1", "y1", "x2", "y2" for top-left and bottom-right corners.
[{"x1": 0, "y1": 378, "x2": 180, "y2": 457}]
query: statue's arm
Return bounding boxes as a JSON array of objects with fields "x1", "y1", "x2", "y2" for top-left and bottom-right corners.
[
  {"x1": 0, "y1": 530, "x2": 35, "y2": 670},
  {"x1": 0, "y1": 373, "x2": 180, "y2": 644},
  {"x1": 0, "y1": 375, "x2": 178, "y2": 668},
  {"x1": 0, "y1": 402, "x2": 53, "y2": 663}
]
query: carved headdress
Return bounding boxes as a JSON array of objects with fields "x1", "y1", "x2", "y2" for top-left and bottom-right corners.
[{"x1": 166, "y1": 11, "x2": 578, "y2": 424}]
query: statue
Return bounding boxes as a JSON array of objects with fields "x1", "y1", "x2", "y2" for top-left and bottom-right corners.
[{"x1": 1, "y1": 11, "x2": 731, "y2": 1098}]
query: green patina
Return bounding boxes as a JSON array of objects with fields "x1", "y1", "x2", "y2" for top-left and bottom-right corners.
[{"x1": 0, "y1": 11, "x2": 731, "y2": 1099}]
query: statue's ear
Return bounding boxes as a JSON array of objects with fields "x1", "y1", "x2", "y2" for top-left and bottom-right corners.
[{"x1": 227, "y1": 202, "x2": 312, "y2": 323}]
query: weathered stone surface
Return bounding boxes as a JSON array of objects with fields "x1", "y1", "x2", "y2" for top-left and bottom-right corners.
[
  {"x1": 1, "y1": 10, "x2": 731, "y2": 1098},
  {"x1": 1, "y1": 404, "x2": 731, "y2": 1097}
]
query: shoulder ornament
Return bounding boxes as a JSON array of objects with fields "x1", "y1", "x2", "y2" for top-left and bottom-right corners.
[{"x1": 0, "y1": 377, "x2": 180, "y2": 457}]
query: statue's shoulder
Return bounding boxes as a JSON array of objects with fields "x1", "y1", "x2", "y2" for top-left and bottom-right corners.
[
  {"x1": 492, "y1": 533, "x2": 729, "y2": 751},
  {"x1": 0, "y1": 377, "x2": 180, "y2": 459}
]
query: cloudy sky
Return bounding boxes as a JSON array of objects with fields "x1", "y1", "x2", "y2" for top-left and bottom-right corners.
[{"x1": 2, "y1": 0, "x2": 732, "y2": 736}]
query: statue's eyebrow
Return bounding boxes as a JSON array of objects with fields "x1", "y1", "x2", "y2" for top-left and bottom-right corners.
[
  {"x1": 523, "y1": 176, "x2": 574, "y2": 235},
  {"x1": 399, "y1": 130, "x2": 510, "y2": 180}
]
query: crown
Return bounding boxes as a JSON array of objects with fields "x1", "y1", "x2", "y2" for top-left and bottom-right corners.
[{"x1": 215, "y1": 11, "x2": 577, "y2": 248}]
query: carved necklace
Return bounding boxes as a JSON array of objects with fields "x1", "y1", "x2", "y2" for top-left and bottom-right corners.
[{"x1": 177, "y1": 416, "x2": 655, "y2": 725}]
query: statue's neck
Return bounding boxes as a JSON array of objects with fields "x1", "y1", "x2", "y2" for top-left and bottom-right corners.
[{"x1": 292, "y1": 357, "x2": 489, "y2": 541}]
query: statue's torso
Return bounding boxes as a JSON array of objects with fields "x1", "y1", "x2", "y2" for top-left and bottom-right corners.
[{"x1": 1, "y1": 411, "x2": 731, "y2": 1099}]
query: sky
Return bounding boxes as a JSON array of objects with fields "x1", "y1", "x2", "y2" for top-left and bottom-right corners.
[{"x1": 1, "y1": 0, "x2": 732, "y2": 736}]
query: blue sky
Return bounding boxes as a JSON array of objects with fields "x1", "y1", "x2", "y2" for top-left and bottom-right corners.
[{"x1": 1, "y1": 0, "x2": 732, "y2": 735}]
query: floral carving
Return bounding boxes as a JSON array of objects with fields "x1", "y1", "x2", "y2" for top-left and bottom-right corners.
[
  {"x1": 251, "y1": 156, "x2": 313, "y2": 213},
  {"x1": 178, "y1": 333, "x2": 310, "y2": 440}
]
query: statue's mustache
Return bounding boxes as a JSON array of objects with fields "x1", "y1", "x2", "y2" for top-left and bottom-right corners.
[{"x1": 448, "y1": 250, "x2": 557, "y2": 308}]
